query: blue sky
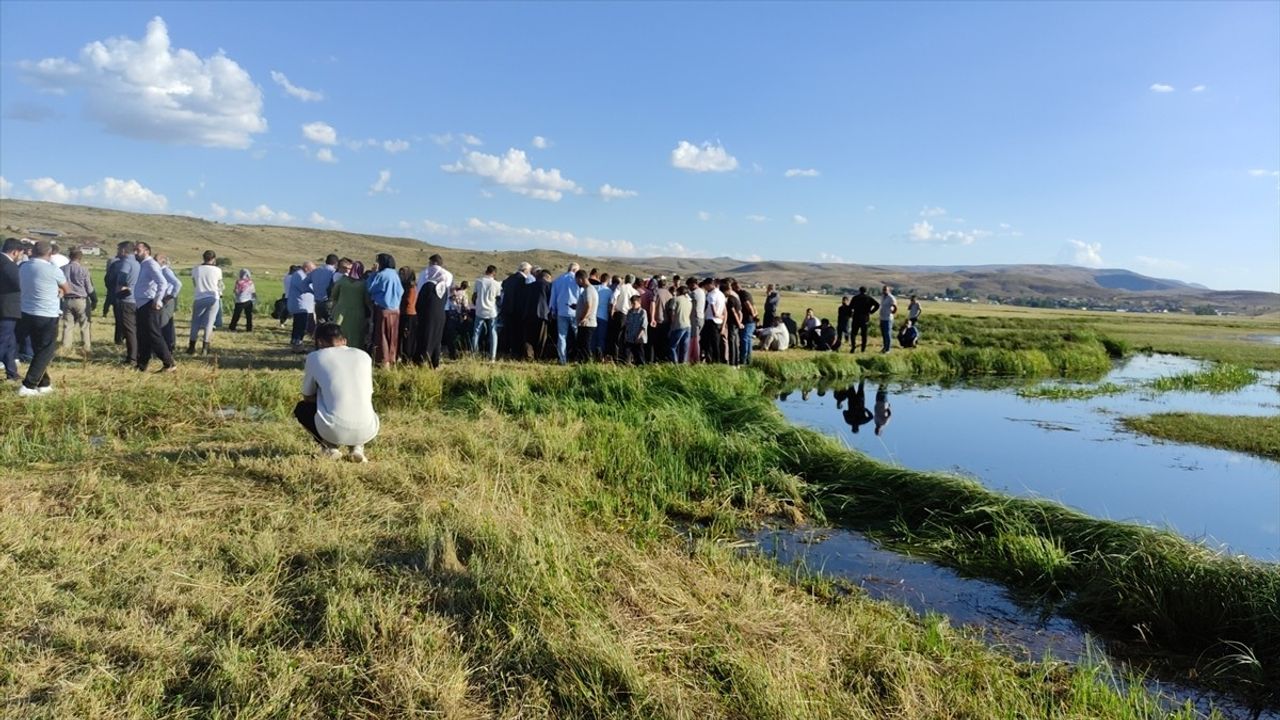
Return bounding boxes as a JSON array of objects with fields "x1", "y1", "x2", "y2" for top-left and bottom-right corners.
[{"x1": 1, "y1": 1, "x2": 1277, "y2": 291}]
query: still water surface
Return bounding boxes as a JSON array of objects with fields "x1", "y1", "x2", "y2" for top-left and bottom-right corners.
[{"x1": 775, "y1": 354, "x2": 1280, "y2": 559}]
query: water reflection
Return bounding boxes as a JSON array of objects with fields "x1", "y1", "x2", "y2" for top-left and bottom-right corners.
[{"x1": 833, "y1": 380, "x2": 875, "y2": 434}]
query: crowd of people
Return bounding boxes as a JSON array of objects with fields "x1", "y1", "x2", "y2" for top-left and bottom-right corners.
[{"x1": 267, "y1": 254, "x2": 925, "y2": 370}]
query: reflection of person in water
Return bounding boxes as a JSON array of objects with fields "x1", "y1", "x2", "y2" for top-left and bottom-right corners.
[
  {"x1": 874, "y1": 384, "x2": 892, "y2": 436},
  {"x1": 839, "y1": 379, "x2": 874, "y2": 433}
]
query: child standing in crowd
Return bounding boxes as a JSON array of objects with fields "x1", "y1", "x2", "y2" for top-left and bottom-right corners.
[{"x1": 624, "y1": 294, "x2": 648, "y2": 365}]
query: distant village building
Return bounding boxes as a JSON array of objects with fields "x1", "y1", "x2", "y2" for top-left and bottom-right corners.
[{"x1": 27, "y1": 227, "x2": 63, "y2": 238}]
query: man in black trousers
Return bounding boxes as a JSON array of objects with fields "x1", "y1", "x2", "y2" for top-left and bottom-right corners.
[{"x1": 132, "y1": 242, "x2": 176, "y2": 373}]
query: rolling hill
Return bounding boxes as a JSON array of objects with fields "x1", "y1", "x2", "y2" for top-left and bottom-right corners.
[{"x1": 2, "y1": 199, "x2": 1276, "y2": 314}]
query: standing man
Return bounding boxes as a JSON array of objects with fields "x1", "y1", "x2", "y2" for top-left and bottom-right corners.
[
  {"x1": 524, "y1": 268, "x2": 551, "y2": 361},
  {"x1": 732, "y1": 279, "x2": 757, "y2": 365},
  {"x1": 309, "y1": 254, "x2": 339, "y2": 323},
  {"x1": 878, "y1": 285, "x2": 898, "y2": 354},
  {"x1": 548, "y1": 262, "x2": 581, "y2": 364},
  {"x1": 592, "y1": 272, "x2": 613, "y2": 360},
  {"x1": 573, "y1": 269, "x2": 598, "y2": 363},
  {"x1": 704, "y1": 278, "x2": 727, "y2": 363},
  {"x1": 16, "y1": 241, "x2": 70, "y2": 396},
  {"x1": 288, "y1": 261, "x2": 317, "y2": 351},
  {"x1": 188, "y1": 250, "x2": 224, "y2": 354},
  {"x1": 499, "y1": 262, "x2": 531, "y2": 357},
  {"x1": 763, "y1": 284, "x2": 780, "y2": 328},
  {"x1": 133, "y1": 242, "x2": 176, "y2": 373},
  {"x1": 1, "y1": 238, "x2": 24, "y2": 383},
  {"x1": 366, "y1": 253, "x2": 404, "y2": 369},
  {"x1": 297, "y1": 323, "x2": 380, "y2": 462},
  {"x1": 49, "y1": 242, "x2": 70, "y2": 270},
  {"x1": 651, "y1": 278, "x2": 673, "y2": 363},
  {"x1": 666, "y1": 285, "x2": 692, "y2": 363},
  {"x1": 611, "y1": 274, "x2": 638, "y2": 359},
  {"x1": 836, "y1": 296, "x2": 852, "y2": 349},
  {"x1": 60, "y1": 248, "x2": 94, "y2": 354},
  {"x1": 848, "y1": 286, "x2": 880, "y2": 354},
  {"x1": 687, "y1": 277, "x2": 705, "y2": 364},
  {"x1": 471, "y1": 264, "x2": 500, "y2": 361},
  {"x1": 112, "y1": 241, "x2": 141, "y2": 366},
  {"x1": 157, "y1": 256, "x2": 183, "y2": 354}
]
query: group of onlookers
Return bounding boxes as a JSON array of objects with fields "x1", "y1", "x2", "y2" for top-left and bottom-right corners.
[{"x1": 791, "y1": 286, "x2": 921, "y2": 354}]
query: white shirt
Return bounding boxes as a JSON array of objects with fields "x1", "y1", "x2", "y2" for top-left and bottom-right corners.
[
  {"x1": 760, "y1": 324, "x2": 790, "y2": 351},
  {"x1": 191, "y1": 264, "x2": 224, "y2": 300},
  {"x1": 50, "y1": 253, "x2": 70, "y2": 269},
  {"x1": 301, "y1": 346, "x2": 380, "y2": 446},
  {"x1": 612, "y1": 283, "x2": 639, "y2": 315},
  {"x1": 880, "y1": 293, "x2": 897, "y2": 321},
  {"x1": 417, "y1": 265, "x2": 454, "y2": 298},
  {"x1": 706, "y1": 288, "x2": 726, "y2": 325},
  {"x1": 473, "y1": 276, "x2": 500, "y2": 319}
]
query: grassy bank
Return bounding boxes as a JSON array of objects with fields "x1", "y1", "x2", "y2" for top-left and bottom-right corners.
[
  {"x1": 0, "y1": 337, "x2": 1246, "y2": 717},
  {"x1": 1146, "y1": 363, "x2": 1259, "y2": 393},
  {"x1": 1124, "y1": 413, "x2": 1280, "y2": 462}
]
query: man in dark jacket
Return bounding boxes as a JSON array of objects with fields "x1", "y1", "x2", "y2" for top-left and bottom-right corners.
[
  {"x1": 848, "y1": 286, "x2": 880, "y2": 353},
  {"x1": 499, "y1": 263, "x2": 530, "y2": 358},
  {"x1": 523, "y1": 269, "x2": 551, "y2": 361},
  {"x1": 1, "y1": 237, "x2": 24, "y2": 382},
  {"x1": 836, "y1": 296, "x2": 852, "y2": 348}
]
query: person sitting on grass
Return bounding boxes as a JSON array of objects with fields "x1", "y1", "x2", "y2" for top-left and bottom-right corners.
[
  {"x1": 756, "y1": 316, "x2": 790, "y2": 351},
  {"x1": 815, "y1": 318, "x2": 837, "y2": 351},
  {"x1": 297, "y1": 322, "x2": 380, "y2": 463},
  {"x1": 898, "y1": 318, "x2": 919, "y2": 349},
  {"x1": 800, "y1": 308, "x2": 818, "y2": 348}
]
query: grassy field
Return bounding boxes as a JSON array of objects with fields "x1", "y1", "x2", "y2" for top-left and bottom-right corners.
[
  {"x1": 1123, "y1": 413, "x2": 1280, "y2": 462},
  {"x1": 2, "y1": 314, "x2": 1278, "y2": 717}
]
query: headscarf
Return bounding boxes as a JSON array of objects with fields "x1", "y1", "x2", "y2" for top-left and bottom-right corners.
[
  {"x1": 417, "y1": 263, "x2": 453, "y2": 298},
  {"x1": 348, "y1": 261, "x2": 365, "y2": 280},
  {"x1": 235, "y1": 268, "x2": 254, "y2": 294}
]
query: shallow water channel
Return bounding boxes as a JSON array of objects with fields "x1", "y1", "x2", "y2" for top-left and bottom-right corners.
[{"x1": 756, "y1": 354, "x2": 1280, "y2": 717}]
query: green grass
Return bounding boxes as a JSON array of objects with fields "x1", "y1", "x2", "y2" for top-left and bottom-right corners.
[
  {"x1": 1147, "y1": 363, "x2": 1259, "y2": 393},
  {"x1": 0, "y1": 321, "x2": 1272, "y2": 717},
  {"x1": 1124, "y1": 413, "x2": 1280, "y2": 461},
  {"x1": 1018, "y1": 382, "x2": 1129, "y2": 400}
]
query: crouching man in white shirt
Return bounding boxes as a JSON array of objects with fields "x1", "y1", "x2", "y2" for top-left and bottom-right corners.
[{"x1": 297, "y1": 322, "x2": 380, "y2": 462}]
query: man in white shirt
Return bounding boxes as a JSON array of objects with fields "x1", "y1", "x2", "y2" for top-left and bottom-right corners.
[
  {"x1": 757, "y1": 318, "x2": 790, "y2": 351},
  {"x1": 471, "y1": 264, "x2": 500, "y2": 361},
  {"x1": 879, "y1": 285, "x2": 898, "y2": 354},
  {"x1": 298, "y1": 322, "x2": 380, "y2": 462},
  {"x1": 49, "y1": 242, "x2": 70, "y2": 270},
  {"x1": 189, "y1": 250, "x2": 225, "y2": 354},
  {"x1": 704, "y1": 279, "x2": 727, "y2": 363},
  {"x1": 573, "y1": 269, "x2": 598, "y2": 362}
]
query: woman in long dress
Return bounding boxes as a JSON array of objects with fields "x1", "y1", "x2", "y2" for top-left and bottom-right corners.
[
  {"x1": 413, "y1": 254, "x2": 452, "y2": 368},
  {"x1": 330, "y1": 260, "x2": 369, "y2": 350}
]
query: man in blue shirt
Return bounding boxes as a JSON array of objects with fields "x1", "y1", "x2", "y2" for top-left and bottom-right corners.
[
  {"x1": 16, "y1": 240, "x2": 70, "y2": 397},
  {"x1": 548, "y1": 262, "x2": 581, "y2": 365},
  {"x1": 133, "y1": 242, "x2": 176, "y2": 373},
  {"x1": 366, "y1": 253, "x2": 404, "y2": 368},
  {"x1": 111, "y1": 241, "x2": 141, "y2": 365},
  {"x1": 309, "y1": 254, "x2": 339, "y2": 322},
  {"x1": 287, "y1": 261, "x2": 317, "y2": 350}
]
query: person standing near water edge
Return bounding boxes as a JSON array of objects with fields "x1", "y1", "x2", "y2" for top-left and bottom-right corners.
[
  {"x1": 836, "y1": 296, "x2": 852, "y2": 348},
  {"x1": 188, "y1": 250, "x2": 224, "y2": 355},
  {"x1": 133, "y1": 242, "x2": 176, "y2": 373},
  {"x1": 297, "y1": 323, "x2": 379, "y2": 463},
  {"x1": 848, "y1": 286, "x2": 879, "y2": 353},
  {"x1": 878, "y1": 285, "x2": 897, "y2": 354},
  {"x1": 763, "y1": 284, "x2": 780, "y2": 328}
]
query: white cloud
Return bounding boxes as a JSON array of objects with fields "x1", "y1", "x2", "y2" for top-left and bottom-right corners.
[
  {"x1": 462, "y1": 133, "x2": 483, "y2": 146},
  {"x1": 232, "y1": 204, "x2": 295, "y2": 224},
  {"x1": 302, "y1": 121, "x2": 337, "y2": 145},
  {"x1": 315, "y1": 147, "x2": 337, "y2": 163},
  {"x1": 599, "y1": 183, "x2": 637, "y2": 201},
  {"x1": 18, "y1": 17, "x2": 266, "y2": 149},
  {"x1": 0, "y1": 176, "x2": 11, "y2": 198},
  {"x1": 743, "y1": 254, "x2": 763, "y2": 262},
  {"x1": 1061, "y1": 238, "x2": 1104, "y2": 267},
  {"x1": 210, "y1": 202, "x2": 227, "y2": 218},
  {"x1": 382, "y1": 139, "x2": 410, "y2": 153},
  {"x1": 792, "y1": 214, "x2": 808, "y2": 225},
  {"x1": 369, "y1": 169, "x2": 394, "y2": 195},
  {"x1": 442, "y1": 148, "x2": 580, "y2": 201},
  {"x1": 784, "y1": 168, "x2": 819, "y2": 178},
  {"x1": 397, "y1": 220, "x2": 412, "y2": 231},
  {"x1": 421, "y1": 219, "x2": 450, "y2": 235},
  {"x1": 646, "y1": 242, "x2": 707, "y2": 259},
  {"x1": 919, "y1": 206, "x2": 947, "y2": 217},
  {"x1": 25, "y1": 176, "x2": 168, "y2": 212},
  {"x1": 907, "y1": 219, "x2": 990, "y2": 245},
  {"x1": 532, "y1": 135, "x2": 550, "y2": 149},
  {"x1": 817, "y1": 252, "x2": 847, "y2": 263},
  {"x1": 270, "y1": 70, "x2": 323, "y2": 102},
  {"x1": 746, "y1": 214, "x2": 768, "y2": 223},
  {"x1": 671, "y1": 140, "x2": 739, "y2": 173},
  {"x1": 307, "y1": 211, "x2": 341, "y2": 229},
  {"x1": 465, "y1": 217, "x2": 636, "y2": 256},
  {"x1": 999, "y1": 222, "x2": 1012, "y2": 229},
  {"x1": 430, "y1": 133, "x2": 454, "y2": 146},
  {"x1": 1247, "y1": 169, "x2": 1280, "y2": 177},
  {"x1": 1191, "y1": 84, "x2": 1206, "y2": 93},
  {"x1": 697, "y1": 210, "x2": 711, "y2": 221},
  {"x1": 1150, "y1": 83, "x2": 1175, "y2": 93}
]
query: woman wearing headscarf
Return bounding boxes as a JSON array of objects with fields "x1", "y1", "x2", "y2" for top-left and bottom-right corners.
[
  {"x1": 398, "y1": 265, "x2": 418, "y2": 361},
  {"x1": 229, "y1": 269, "x2": 257, "y2": 332},
  {"x1": 412, "y1": 254, "x2": 452, "y2": 368},
  {"x1": 366, "y1": 253, "x2": 403, "y2": 368},
  {"x1": 330, "y1": 259, "x2": 369, "y2": 351}
]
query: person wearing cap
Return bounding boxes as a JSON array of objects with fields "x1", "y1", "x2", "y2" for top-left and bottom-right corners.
[{"x1": 16, "y1": 240, "x2": 70, "y2": 397}]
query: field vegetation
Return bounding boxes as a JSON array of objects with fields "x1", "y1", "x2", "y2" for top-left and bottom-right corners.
[
  {"x1": 1123, "y1": 413, "x2": 1280, "y2": 462},
  {"x1": 2, "y1": 316, "x2": 1278, "y2": 718}
]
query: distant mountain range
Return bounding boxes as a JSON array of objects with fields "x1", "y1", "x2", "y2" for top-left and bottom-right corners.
[{"x1": 1, "y1": 199, "x2": 1275, "y2": 314}]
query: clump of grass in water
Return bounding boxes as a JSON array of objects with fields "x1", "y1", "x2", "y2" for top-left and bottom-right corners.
[
  {"x1": 1018, "y1": 382, "x2": 1128, "y2": 400},
  {"x1": 1147, "y1": 363, "x2": 1258, "y2": 393}
]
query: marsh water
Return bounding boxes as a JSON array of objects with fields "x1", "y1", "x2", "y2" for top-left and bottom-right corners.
[
  {"x1": 756, "y1": 353, "x2": 1280, "y2": 717},
  {"x1": 775, "y1": 353, "x2": 1280, "y2": 559}
]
